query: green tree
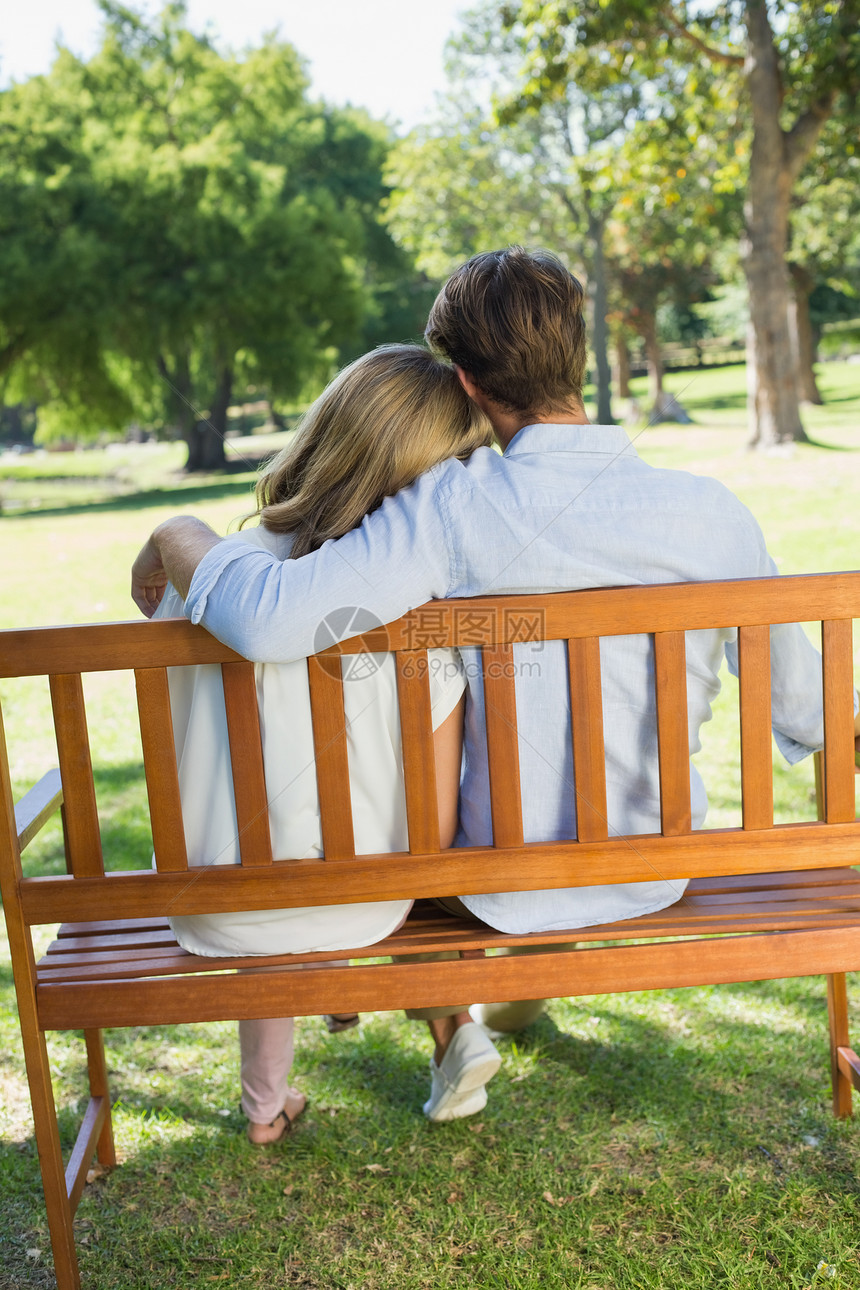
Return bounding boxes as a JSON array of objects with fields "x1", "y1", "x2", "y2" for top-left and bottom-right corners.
[
  {"x1": 0, "y1": 3, "x2": 411, "y2": 469},
  {"x1": 0, "y1": 54, "x2": 136, "y2": 437},
  {"x1": 507, "y1": 0, "x2": 860, "y2": 446},
  {"x1": 787, "y1": 117, "x2": 860, "y2": 405},
  {"x1": 602, "y1": 83, "x2": 742, "y2": 420},
  {"x1": 388, "y1": 8, "x2": 658, "y2": 424}
]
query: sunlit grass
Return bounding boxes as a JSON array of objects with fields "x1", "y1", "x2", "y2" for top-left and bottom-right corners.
[{"x1": 2, "y1": 365, "x2": 860, "y2": 1288}]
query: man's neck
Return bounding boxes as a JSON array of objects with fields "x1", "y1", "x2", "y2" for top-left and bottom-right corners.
[
  {"x1": 492, "y1": 404, "x2": 592, "y2": 451},
  {"x1": 452, "y1": 368, "x2": 593, "y2": 450}
]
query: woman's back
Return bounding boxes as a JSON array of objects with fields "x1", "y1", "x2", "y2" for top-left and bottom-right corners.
[{"x1": 157, "y1": 527, "x2": 465, "y2": 957}]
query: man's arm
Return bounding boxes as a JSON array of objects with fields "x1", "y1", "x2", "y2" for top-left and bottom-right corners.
[
  {"x1": 131, "y1": 517, "x2": 223, "y2": 617},
  {"x1": 175, "y1": 468, "x2": 453, "y2": 660}
]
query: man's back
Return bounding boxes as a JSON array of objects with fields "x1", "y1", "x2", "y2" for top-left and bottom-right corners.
[{"x1": 186, "y1": 422, "x2": 825, "y2": 934}]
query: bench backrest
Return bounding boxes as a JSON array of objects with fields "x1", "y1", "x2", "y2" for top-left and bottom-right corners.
[{"x1": 1, "y1": 573, "x2": 859, "y2": 935}]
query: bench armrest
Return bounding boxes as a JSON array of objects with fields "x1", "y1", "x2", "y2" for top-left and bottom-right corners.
[{"x1": 15, "y1": 768, "x2": 63, "y2": 851}]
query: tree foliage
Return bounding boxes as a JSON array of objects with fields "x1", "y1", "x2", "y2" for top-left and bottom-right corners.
[
  {"x1": 504, "y1": 0, "x2": 860, "y2": 444},
  {"x1": 0, "y1": 2, "x2": 418, "y2": 468}
]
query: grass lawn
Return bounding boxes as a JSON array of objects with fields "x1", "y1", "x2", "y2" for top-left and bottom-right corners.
[{"x1": 1, "y1": 361, "x2": 860, "y2": 1289}]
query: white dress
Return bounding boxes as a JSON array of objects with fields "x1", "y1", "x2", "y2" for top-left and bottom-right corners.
[{"x1": 155, "y1": 526, "x2": 466, "y2": 957}]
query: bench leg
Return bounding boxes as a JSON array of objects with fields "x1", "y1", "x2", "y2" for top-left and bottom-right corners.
[
  {"x1": 84, "y1": 1029, "x2": 116, "y2": 1168},
  {"x1": 827, "y1": 973, "x2": 854, "y2": 1118},
  {"x1": 24, "y1": 1028, "x2": 82, "y2": 1290}
]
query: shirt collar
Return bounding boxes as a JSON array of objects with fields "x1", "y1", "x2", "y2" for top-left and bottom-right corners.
[{"x1": 502, "y1": 423, "x2": 637, "y2": 458}]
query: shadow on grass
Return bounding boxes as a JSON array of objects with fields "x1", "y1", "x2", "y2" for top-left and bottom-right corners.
[
  {"x1": 5, "y1": 978, "x2": 858, "y2": 1289},
  {"x1": 19, "y1": 761, "x2": 152, "y2": 879},
  {"x1": 0, "y1": 464, "x2": 271, "y2": 522},
  {"x1": 796, "y1": 436, "x2": 854, "y2": 451}
]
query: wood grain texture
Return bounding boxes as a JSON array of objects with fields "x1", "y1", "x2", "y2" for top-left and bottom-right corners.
[
  {"x1": 395, "y1": 653, "x2": 440, "y2": 854},
  {"x1": 828, "y1": 972, "x2": 853, "y2": 1116},
  {"x1": 654, "y1": 632, "x2": 692, "y2": 835},
  {"x1": 307, "y1": 654, "x2": 355, "y2": 860},
  {"x1": 482, "y1": 645, "x2": 524, "y2": 847},
  {"x1": 567, "y1": 636, "x2": 608, "y2": 842},
  {"x1": 0, "y1": 703, "x2": 83, "y2": 1290},
  {"x1": 20, "y1": 821, "x2": 860, "y2": 925},
  {"x1": 84, "y1": 1029, "x2": 116, "y2": 1168},
  {"x1": 5, "y1": 572, "x2": 859, "y2": 677},
  {"x1": 49, "y1": 674, "x2": 103, "y2": 877},
  {"x1": 0, "y1": 617, "x2": 243, "y2": 678},
  {"x1": 321, "y1": 572, "x2": 860, "y2": 652},
  {"x1": 821, "y1": 619, "x2": 856, "y2": 823},
  {"x1": 836, "y1": 1047, "x2": 860, "y2": 1092},
  {"x1": 15, "y1": 767, "x2": 63, "y2": 851},
  {"x1": 35, "y1": 926, "x2": 860, "y2": 1031},
  {"x1": 221, "y1": 662, "x2": 273, "y2": 867},
  {"x1": 33, "y1": 870, "x2": 860, "y2": 985},
  {"x1": 134, "y1": 669, "x2": 188, "y2": 873},
  {"x1": 65, "y1": 1096, "x2": 107, "y2": 1213},
  {"x1": 738, "y1": 624, "x2": 774, "y2": 830}
]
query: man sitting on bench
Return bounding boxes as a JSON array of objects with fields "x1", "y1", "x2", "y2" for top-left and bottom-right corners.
[{"x1": 132, "y1": 245, "x2": 830, "y2": 1117}]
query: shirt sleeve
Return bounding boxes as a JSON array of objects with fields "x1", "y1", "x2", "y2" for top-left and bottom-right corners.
[{"x1": 185, "y1": 468, "x2": 454, "y2": 662}]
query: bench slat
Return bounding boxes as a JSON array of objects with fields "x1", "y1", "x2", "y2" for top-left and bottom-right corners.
[
  {"x1": 18, "y1": 821, "x2": 860, "y2": 924},
  {"x1": 567, "y1": 636, "x2": 608, "y2": 842},
  {"x1": 221, "y1": 662, "x2": 273, "y2": 866},
  {"x1": 49, "y1": 674, "x2": 103, "y2": 877},
  {"x1": 307, "y1": 655, "x2": 355, "y2": 860},
  {"x1": 35, "y1": 870, "x2": 860, "y2": 987},
  {"x1": 483, "y1": 644, "x2": 524, "y2": 847},
  {"x1": 395, "y1": 652, "x2": 440, "y2": 853},
  {"x1": 135, "y1": 668, "x2": 188, "y2": 872},
  {"x1": 49, "y1": 870, "x2": 860, "y2": 940},
  {"x1": 4, "y1": 575, "x2": 860, "y2": 678},
  {"x1": 35, "y1": 926, "x2": 860, "y2": 1031},
  {"x1": 654, "y1": 632, "x2": 692, "y2": 836},
  {"x1": 738, "y1": 625, "x2": 774, "y2": 830},
  {"x1": 15, "y1": 768, "x2": 63, "y2": 852},
  {"x1": 822, "y1": 619, "x2": 856, "y2": 823}
]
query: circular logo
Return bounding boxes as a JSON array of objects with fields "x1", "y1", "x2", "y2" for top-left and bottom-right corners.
[{"x1": 313, "y1": 606, "x2": 389, "y2": 682}]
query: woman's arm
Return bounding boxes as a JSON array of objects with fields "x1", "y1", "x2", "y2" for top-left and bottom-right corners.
[{"x1": 432, "y1": 694, "x2": 465, "y2": 849}]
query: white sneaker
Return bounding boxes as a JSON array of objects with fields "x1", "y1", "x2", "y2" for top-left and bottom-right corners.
[
  {"x1": 423, "y1": 1022, "x2": 501, "y2": 1122},
  {"x1": 468, "y1": 1004, "x2": 506, "y2": 1041}
]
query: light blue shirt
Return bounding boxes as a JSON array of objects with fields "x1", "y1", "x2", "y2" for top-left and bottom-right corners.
[{"x1": 186, "y1": 424, "x2": 825, "y2": 933}]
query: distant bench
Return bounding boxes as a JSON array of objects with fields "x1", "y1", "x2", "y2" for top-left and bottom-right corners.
[{"x1": 3, "y1": 572, "x2": 860, "y2": 1290}]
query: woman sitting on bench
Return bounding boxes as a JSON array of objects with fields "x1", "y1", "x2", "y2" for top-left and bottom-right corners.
[{"x1": 150, "y1": 345, "x2": 500, "y2": 1141}]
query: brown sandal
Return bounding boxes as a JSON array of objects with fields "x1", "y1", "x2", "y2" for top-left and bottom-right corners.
[{"x1": 246, "y1": 1093, "x2": 307, "y2": 1145}]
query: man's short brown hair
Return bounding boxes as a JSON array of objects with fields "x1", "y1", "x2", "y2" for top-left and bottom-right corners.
[{"x1": 424, "y1": 246, "x2": 587, "y2": 420}]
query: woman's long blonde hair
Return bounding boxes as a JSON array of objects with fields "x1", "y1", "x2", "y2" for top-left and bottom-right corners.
[{"x1": 245, "y1": 344, "x2": 493, "y2": 557}]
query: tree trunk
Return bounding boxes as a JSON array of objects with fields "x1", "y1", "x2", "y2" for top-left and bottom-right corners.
[
  {"x1": 743, "y1": 0, "x2": 807, "y2": 447},
  {"x1": 613, "y1": 331, "x2": 632, "y2": 399},
  {"x1": 184, "y1": 364, "x2": 231, "y2": 472},
  {"x1": 586, "y1": 208, "x2": 614, "y2": 425},
  {"x1": 640, "y1": 308, "x2": 664, "y2": 407},
  {"x1": 788, "y1": 262, "x2": 824, "y2": 405},
  {"x1": 158, "y1": 350, "x2": 197, "y2": 443},
  {"x1": 634, "y1": 309, "x2": 691, "y2": 424},
  {"x1": 266, "y1": 400, "x2": 287, "y2": 430}
]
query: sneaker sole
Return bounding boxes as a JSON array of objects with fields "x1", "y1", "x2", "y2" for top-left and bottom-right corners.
[{"x1": 425, "y1": 1085, "x2": 488, "y2": 1123}]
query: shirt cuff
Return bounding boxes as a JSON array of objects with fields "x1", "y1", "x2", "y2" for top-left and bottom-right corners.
[{"x1": 185, "y1": 537, "x2": 260, "y2": 625}]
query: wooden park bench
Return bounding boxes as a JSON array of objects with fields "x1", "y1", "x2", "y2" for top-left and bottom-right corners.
[{"x1": 2, "y1": 572, "x2": 860, "y2": 1290}]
